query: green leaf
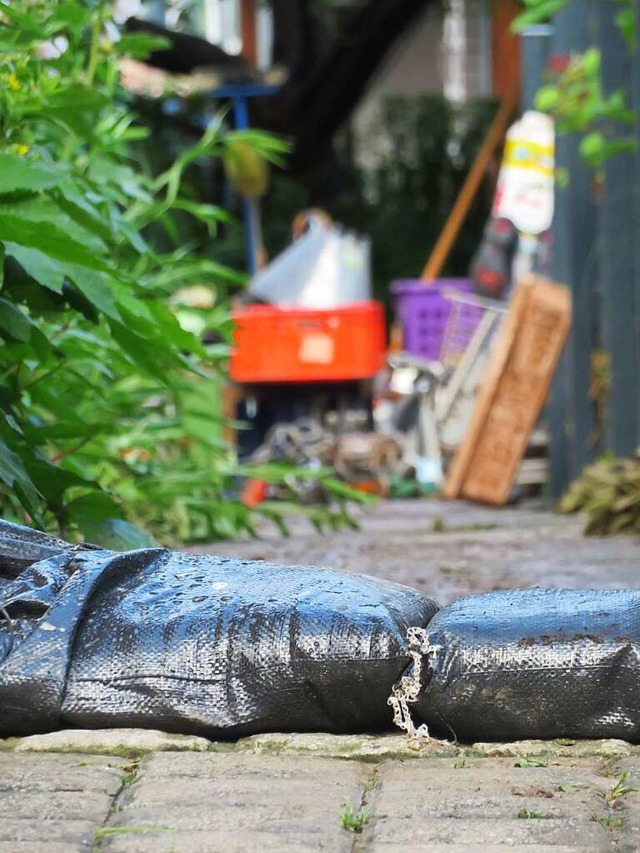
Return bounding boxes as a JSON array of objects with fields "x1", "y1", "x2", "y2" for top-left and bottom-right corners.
[
  {"x1": 602, "y1": 137, "x2": 637, "y2": 159},
  {"x1": 515, "y1": 756, "x2": 549, "y2": 768},
  {"x1": 0, "y1": 297, "x2": 32, "y2": 341},
  {"x1": 109, "y1": 320, "x2": 180, "y2": 380},
  {"x1": 511, "y1": 0, "x2": 567, "y2": 32},
  {"x1": 115, "y1": 33, "x2": 171, "y2": 59},
  {"x1": 0, "y1": 198, "x2": 108, "y2": 255},
  {"x1": 0, "y1": 434, "x2": 42, "y2": 512},
  {"x1": 66, "y1": 491, "x2": 125, "y2": 540},
  {"x1": 0, "y1": 154, "x2": 62, "y2": 194},
  {"x1": 581, "y1": 47, "x2": 601, "y2": 76},
  {"x1": 534, "y1": 85, "x2": 560, "y2": 113},
  {"x1": 64, "y1": 267, "x2": 121, "y2": 320},
  {"x1": 614, "y1": 7, "x2": 636, "y2": 50},
  {"x1": 22, "y1": 85, "x2": 109, "y2": 137},
  {"x1": 0, "y1": 2, "x2": 42, "y2": 33},
  {"x1": 580, "y1": 131, "x2": 606, "y2": 166},
  {"x1": 0, "y1": 214, "x2": 111, "y2": 271},
  {"x1": 49, "y1": 0, "x2": 90, "y2": 30},
  {"x1": 5, "y1": 244, "x2": 65, "y2": 293},
  {"x1": 23, "y1": 458, "x2": 91, "y2": 504}
]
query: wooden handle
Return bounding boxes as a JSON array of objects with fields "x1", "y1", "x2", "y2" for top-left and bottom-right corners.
[{"x1": 420, "y1": 83, "x2": 519, "y2": 283}]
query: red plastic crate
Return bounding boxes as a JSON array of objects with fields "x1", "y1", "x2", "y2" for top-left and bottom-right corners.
[{"x1": 230, "y1": 302, "x2": 386, "y2": 383}]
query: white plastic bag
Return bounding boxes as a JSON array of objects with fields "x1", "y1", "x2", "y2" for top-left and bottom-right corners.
[{"x1": 248, "y1": 222, "x2": 371, "y2": 308}]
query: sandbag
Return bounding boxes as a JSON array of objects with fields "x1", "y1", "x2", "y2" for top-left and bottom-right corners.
[
  {"x1": 0, "y1": 521, "x2": 438, "y2": 738},
  {"x1": 391, "y1": 588, "x2": 640, "y2": 743}
]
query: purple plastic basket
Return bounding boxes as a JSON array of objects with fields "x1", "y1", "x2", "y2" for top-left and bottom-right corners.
[{"x1": 391, "y1": 278, "x2": 482, "y2": 360}]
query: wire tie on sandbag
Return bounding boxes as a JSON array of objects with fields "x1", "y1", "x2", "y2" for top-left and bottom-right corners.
[{"x1": 388, "y1": 626, "x2": 432, "y2": 743}]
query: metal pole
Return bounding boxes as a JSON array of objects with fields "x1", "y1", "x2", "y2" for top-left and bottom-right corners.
[
  {"x1": 232, "y1": 96, "x2": 261, "y2": 277},
  {"x1": 521, "y1": 24, "x2": 553, "y2": 110}
]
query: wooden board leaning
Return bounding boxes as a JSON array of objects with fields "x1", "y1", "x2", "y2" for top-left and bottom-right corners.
[{"x1": 444, "y1": 274, "x2": 572, "y2": 505}]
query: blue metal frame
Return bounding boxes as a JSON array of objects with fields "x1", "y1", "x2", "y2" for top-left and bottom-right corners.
[{"x1": 209, "y1": 84, "x2": 281, "y2": 276}]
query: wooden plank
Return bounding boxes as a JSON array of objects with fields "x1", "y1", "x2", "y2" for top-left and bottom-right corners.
[
  {"x1": 240, "y1": 0, "x2": 258, "y2": 66},
  {"x1": 491, "y1": 0, "x2": 521, "y2": 101},
  {"x1": 528, "y1": 427, "x2": 549, "y2": 448},
  {"x1": 515, "y1": 458, "x2": 548, "y2": 487},
  {"x1": 443, "y1": 275, "x2": 534, "y2": 499},
  {"x1": 444, "y1": 274, "x2": 571, "y2": 504}
]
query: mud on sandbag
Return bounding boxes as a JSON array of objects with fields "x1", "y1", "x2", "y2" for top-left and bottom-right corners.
[
  {"x1": 0, "y1": 520, "x2": 439, "y2": 738},
  {"x1": 389, "y1": 588, "x2": 640, "y2": 743}
]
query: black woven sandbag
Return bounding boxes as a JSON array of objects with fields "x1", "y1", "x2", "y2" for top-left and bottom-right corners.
[
  {"x1": 0, "y1": 522, "x2": 439, "y2": 737},
  {"x1": 61, "y1": 552, "x2": 438, "y2": 737},
  {"x1": 402, "y1": 588, "x2": 640, "y2": 743}
]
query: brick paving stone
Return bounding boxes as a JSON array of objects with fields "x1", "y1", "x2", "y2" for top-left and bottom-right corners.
[
  {"x1": 0, "y1": 753, "x2": 127, "y2": 851},
  {"x1": 100, "y1": 753, "x2": 365, "y2": 852},
  {"x1": 367, "y1": 757, "x2": 612, "y2": 850}
]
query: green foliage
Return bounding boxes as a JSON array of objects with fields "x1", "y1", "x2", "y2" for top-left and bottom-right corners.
[
  {"x1": 0, "y1": 0, "x2": 325, "y2": 544},
  {"x1": 605, "y1": 771, "x2": 640, "y2": 804},
  {"x1": 514, "y1": 756, "x2": 549, "y2": 767},
  {"x1": 559, "y1": 456, "x2": 640, "y2": 536},
  {"x1": 339, "y1": 805, "x2": 371, "y2": 833},
  {"x1": 517, "y1": 808, "x2": 553, "y2": 819},
  {"x1": 591, "y1": 813, "x2": 625, "y2": 830},
  {"x1": 512, "y1": 0, "x2": 637, "y2": 170}
]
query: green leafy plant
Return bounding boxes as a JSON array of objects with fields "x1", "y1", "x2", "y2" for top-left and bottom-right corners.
[
  {"x1": 514, "y1": 756, "x2": 549, "y2": 768},
  {"x1": 605, "y1": 771, "x2": 640, "y2": 804},
  {"x1": 517, "y1": 808, "x2": 553, "y2": 819},
  {"x1": 363, "y1": 772, "x2": 379, "y2": 793},
  {"x1": 512, "y1": 0, "x2": 637, "y2": 169},
  {"x1": 339, "y1": 805, "x2": 371, "y2": 833},
  {"x1": 0, "y1": 0, "x2": 358, "y2": 544},
  {"x1": 592, "y1": 813, "x2": 625, "y2": 830},
  {"x1": 559, "y1": 456, "x2": 640, "y2": 536},
  {"x1": 94, "y1": 826, "x2": 172, "y2": 838}
]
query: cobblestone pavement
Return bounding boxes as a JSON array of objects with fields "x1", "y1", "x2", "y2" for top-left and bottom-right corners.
[
  {"x1": 2, "y1": 500, "x2": 640, "y2": 851},
  {"x1": 2, "y1": 732, "x2": 640, "y2": 851}
]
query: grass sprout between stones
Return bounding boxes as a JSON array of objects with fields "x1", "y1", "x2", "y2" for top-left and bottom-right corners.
[
  {"x1": 605, "y1": 771, "x2": 640, "y2": 804},
  {"x1": 514, "y1": 757, "x2": 549, "y2": 768},
  {"x1": 94, "y1": 826, "x2": 172, "y2": 838},
  {"x1": 592, "y1": 814, "x2": 625, "y2": 830},
  {"x1": 339, "y1": 805, "x2": 371, "y2": 833},
  {"x1": 517, "y1": 808, "x2": 553, "y2": 820},
  {"x1": 364, "y1": 772, "x2": 379, "y2": 793}
]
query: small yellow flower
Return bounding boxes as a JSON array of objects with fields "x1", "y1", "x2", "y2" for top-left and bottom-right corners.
[
  {"x1": 16, "y1": 145, "x2": 30, "y2": 156},
  {"x1": 8, "y1": 73, "x2": 21, "y2": 91}
]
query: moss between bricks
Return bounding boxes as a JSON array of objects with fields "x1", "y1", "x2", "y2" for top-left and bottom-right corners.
[{"x1": 0, "y1": 730, "x2": 638, "y2": 760}]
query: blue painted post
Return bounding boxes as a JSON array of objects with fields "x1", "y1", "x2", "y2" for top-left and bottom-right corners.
[
  {"x1": 633, "y1": 0, "x2": 640, "y2": 439},
  {"x1": 231, "y1": 96, "x2": 260, "y2": 277},
  {"x1": 545, "y1": 2, "x2": 599, "y2": 496},
  {"x1": 598, "y1": 2, "x2": 640, "y2": 455},
  {"x1": 521, "y1": 25, "x2": 552, "y2": 110},
  {"x1": 522, "y1": 23, "x2": 573, "y2": 497}
]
